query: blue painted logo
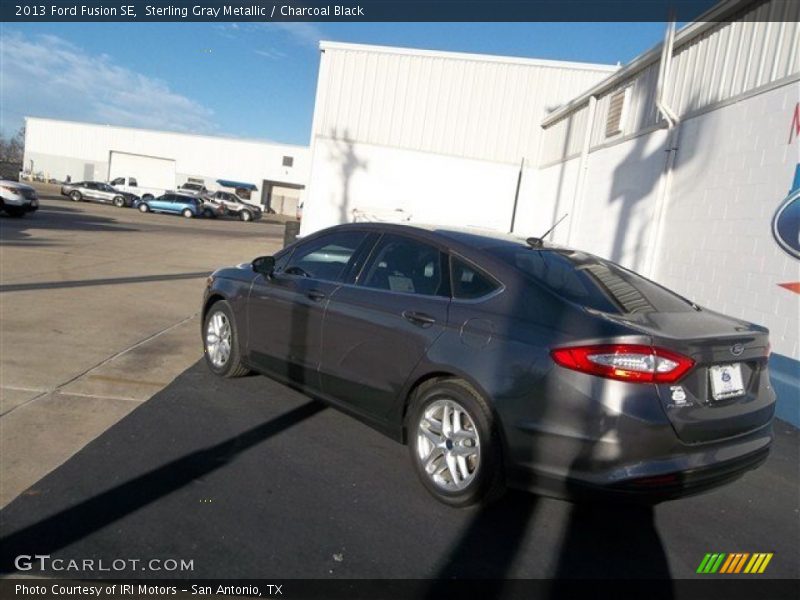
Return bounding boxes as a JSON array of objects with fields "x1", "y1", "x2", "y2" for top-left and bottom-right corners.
[
  {"x1": 773, "y1": 164, "x2": 800, "y2": 260},
  {"x1": 722, "y1": 371, "x2": 731, "y2": 383}
]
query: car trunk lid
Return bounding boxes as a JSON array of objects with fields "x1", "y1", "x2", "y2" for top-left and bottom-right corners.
[{"x1": 611, "y1": 310, "x2": 774, "y2": 444}]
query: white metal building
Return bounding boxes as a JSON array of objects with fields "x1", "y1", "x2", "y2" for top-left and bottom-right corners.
[
  {"x1": 23, "y1": 117, "x2": 310, "y2": 213},
  {"x1": 301, "y1": 42, "x2": 618, "y2": 234},
  {"x1": 302, "y1": 0, "x2": 800, "y2": 424}
]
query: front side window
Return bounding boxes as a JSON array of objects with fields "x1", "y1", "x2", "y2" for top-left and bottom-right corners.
[
  {"x1": 110, "y1": 177, "x2": 124, "y2": 186},
  {"x1": 129, "y1": 178, "x2": 138, "y2": 187},
  {"x1": 283, "y1": 231, "x2": 368, "y2": 282},
  {"x1": 451, "y1": 257, "x2": 500, "y2": 300},
  {"x1": 361, "y1": 234, "x2": 447, "y2": 297}
]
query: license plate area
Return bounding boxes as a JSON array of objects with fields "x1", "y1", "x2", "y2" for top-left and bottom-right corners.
[{"x1": 708, "y1": 363, "x2": 745, "y2": 401}]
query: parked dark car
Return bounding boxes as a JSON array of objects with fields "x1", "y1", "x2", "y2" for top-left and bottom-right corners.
[
  {"x1": 60, "y1": 181, "x2": 139, "y2": 207},
  {"x1": 201, "y1": 223, "x2": 775, "y2": 507}
]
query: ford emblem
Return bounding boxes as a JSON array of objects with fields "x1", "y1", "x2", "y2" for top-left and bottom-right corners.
[{"x1": 730, "y1": 343, "x2": 744, "y2": 356}]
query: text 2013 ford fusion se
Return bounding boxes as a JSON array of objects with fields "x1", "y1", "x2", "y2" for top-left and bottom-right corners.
[{"x1": 201, "y1": 223, "x2": 775, "y2": 507}]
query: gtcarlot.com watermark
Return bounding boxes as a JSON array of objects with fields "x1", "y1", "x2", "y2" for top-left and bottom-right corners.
[{"x1": 14, "y1": 554, "x2": 194, "y2": 573}]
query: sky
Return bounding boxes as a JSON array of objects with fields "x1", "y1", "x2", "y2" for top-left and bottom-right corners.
[{"x1": 0, "y1": 22, "x2": 671, "y2": 146}]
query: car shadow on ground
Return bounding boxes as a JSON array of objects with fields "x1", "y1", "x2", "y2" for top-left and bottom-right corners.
[
  {"x1": 0, "y1": 202, "x2": 139, "y2": 246},
  {"x1": 0, "y1": 362, "x2": 796, "y2": 584}
]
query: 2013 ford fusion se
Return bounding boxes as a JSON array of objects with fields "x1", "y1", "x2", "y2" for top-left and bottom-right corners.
[{"x1": 202, "y1": 223, "x2": 775, "y2": 507}]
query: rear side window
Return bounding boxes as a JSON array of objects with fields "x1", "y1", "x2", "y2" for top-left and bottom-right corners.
[
  {"x1": 360, "y1": 234, "x2": 447, "y2": 297},
  {"x1": 489, "y1": 247, "x2": 695, "y2": 314},
  {"x1": 284, "y1": 231, "x2": 368, "y2": 282},
  {"x1": 451, "y1": 257, "x2": 500, "y2": 300}
]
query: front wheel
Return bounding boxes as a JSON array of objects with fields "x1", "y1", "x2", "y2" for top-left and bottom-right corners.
[
  {"x1": 4, "y1": 207, "x2": 25, "y2": 218},
  {"x1": 408, "y1": 379, "x2": 505, "y2": 507},
  {"x1": 203, "y1": 301, "x2": 249, "y2": 377},
  {"x1": 70, "y1": 191, "x2": 81, "y2": 202},
  {"x1": 182, "y1": 208, "x2": 193, "y2": 218},
  {"x1": 239, "y1": 210, "x2": 252, "y2": 222},
  {"x1": 138, "y1": 203, "x2": 150, "y2": 213},
  {"x1": 113, "y1": 196, "x2": 125, "y2": 208}
]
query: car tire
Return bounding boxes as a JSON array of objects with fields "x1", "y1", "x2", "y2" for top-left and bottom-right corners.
[
  {"x1": 113, "y1": 196, "x2": 125, "y2": 208},
  {"x1": 182, "y1": 208, "x2": 193, "y2": 218},
  {"x1": 408, "y1": 378, "x2": 505, "y2": 507},
  {"x1": 203, "y1": 300, "x2": 249, "y2": 378},
  {"x1": 4, "y1": 207, "x2": 25, "y2": 218},
  {"x1": 70, "y1": 191, "x2": 82, "y2": 202},
  {"x1": 203, "y1": 209, "x2": 215, "y2": 218},
  {"x1": 239, "y1": 210, "x2": 252, "y2": 222},
  {"x1": 138, "y1": 203, "x2": 150, "y2": 213}
]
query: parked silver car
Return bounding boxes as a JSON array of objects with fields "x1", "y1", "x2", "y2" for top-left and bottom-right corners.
[
  {"x1": 0, "y1": 179, "x2": 39, "y2": 217},
  {"x1": 202, "y1": 191, "x2": 263, "y2": 222},
  {"x1": 60, "y1": 181, "x2": 138, "y2": 207}
]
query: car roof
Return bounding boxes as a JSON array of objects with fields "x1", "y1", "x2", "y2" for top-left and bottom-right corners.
[{"x1": 329, "y1": 222, "x2": 551, "y2": 252}]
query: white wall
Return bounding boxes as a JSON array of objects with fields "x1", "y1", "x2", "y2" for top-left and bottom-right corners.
[
  {"x1": 23, "y1": 118, "x2": 309, "y2": 200},
  {"x1": 301, "y1": 138, "x2": 523, "y2": 235},
  {"x1": 654, "y1": 82, "x2": 800, "y2": 359},
  {"x1": 302, "y1": 42, "x2": 617, "y2": 237},
  {"x1": 516, "y1": 128, "x2": 669, "y2": 271}
]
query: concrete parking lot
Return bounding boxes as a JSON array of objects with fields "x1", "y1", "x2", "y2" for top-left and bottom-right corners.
[
  {"x1": 0, "y1": 185, "x2": 285, "y2": 505},
  {"x1": 0, "y1": 187, "x2": 798, "y2": 582}
]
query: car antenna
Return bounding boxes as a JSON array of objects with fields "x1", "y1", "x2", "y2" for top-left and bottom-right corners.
[{"x1": 526, "y1": 213, "x2": 569, "y2": 248}]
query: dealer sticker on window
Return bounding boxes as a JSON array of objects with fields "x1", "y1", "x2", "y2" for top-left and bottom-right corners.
[{"x1": 709, "y1": 364, "x2": 745, "y2": 401}]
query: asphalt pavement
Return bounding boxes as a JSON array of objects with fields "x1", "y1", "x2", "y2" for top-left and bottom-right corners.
[{"x1": 1, "y1": 360, "x2": 798, "y2": 580}]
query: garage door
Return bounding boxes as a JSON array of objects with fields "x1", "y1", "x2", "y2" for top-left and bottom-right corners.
[{"x1": 108, "y1": 152, "x2": 175, "y2": 190}]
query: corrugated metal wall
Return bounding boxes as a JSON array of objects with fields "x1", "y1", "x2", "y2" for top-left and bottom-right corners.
[
  {"x1": 541, "y1": 0, "x2": 800, "y2": 166},
  {"x1": 313, "y1": 45, "x2": 616, "y2": 166}
]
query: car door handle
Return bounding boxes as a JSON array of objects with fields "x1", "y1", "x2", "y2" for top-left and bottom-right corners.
[
  {"x1": 307, "y1": 290, "x2": 327, "y2": 302},
  {"x1": 402, "y1": 310, "x2": 436, "y2": 327}
]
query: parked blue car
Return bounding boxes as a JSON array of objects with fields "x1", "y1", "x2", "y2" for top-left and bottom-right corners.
[{"x1": 136, "y1": 192, "x2": 217, "y2": 218}]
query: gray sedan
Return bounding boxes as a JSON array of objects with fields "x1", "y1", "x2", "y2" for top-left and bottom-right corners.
[
  {"x1": 202, "y1": 223, "x2": 775, "y2": 507},
  {"x1": 60, "y1": 181, "x2": 138, "y2": 207}
]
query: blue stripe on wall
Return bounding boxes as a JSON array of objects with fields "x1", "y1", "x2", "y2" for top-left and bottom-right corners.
[{"x1": 770, "y1": 353, "x2": 800, "y2": 427}]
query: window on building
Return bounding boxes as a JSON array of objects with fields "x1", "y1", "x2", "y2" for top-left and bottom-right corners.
[
  {"x1": 605, "y1": 87, "x2": 629, "y2": 138},
  {"x1": 282, "y1": 156, "x2": 294, "y2": 168}
]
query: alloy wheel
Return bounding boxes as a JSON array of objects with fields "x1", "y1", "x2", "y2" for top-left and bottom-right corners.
[
  {"x1": 205, "y1": 311, "x2": 232, "y2": 367},
  {"x1": 416, "y1": 398, "x2": 481, "y2": 491}
]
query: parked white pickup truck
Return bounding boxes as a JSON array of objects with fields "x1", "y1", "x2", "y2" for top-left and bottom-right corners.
[{"x1": 109, "y1": 176, "x2": 166, "y2": 200}]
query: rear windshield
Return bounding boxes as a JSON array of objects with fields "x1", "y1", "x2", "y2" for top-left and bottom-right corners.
[{"x1": 488, "y1": 246, "x2": 695, "y2": 315}]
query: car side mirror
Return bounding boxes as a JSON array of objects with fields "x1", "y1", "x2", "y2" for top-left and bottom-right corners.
[{"x1": 252, "y1": 256, "x2": 276, "y2": 277}]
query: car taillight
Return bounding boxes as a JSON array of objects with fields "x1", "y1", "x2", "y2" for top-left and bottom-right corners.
[{"x1": 550, "y1": 344, "x2": 694, "y2": 384}]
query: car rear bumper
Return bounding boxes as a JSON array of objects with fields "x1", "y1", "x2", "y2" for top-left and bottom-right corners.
[
  {"x1": 1, "y1": 197, "x2": 38, "y2": 212},
  {"x1": 506, "y1": 419, "x2": 773, "y2": 502}
]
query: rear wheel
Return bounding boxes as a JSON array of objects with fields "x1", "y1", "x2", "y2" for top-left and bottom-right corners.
[
  {"x1": 182, "y1": 208, "x2": 193, "y2": 218},
  {"x1": 113, "y1": 196, "x2": 125, "y2": 208},
  {"x1": 203, "y1": 301, "x2": 249, "y2": 377},
  {"x1": 138, "y1": 203, "x2": 150, "y2": 213},
  {"x1": 70, "y1": 191, "x2": 81, "y2": 202},
  {"x1": 203, "y1": 208, "x2": 215, "y2": 218},
  {"x1": 408, "y1": 379, "x2": 505, "y2": 507}
]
